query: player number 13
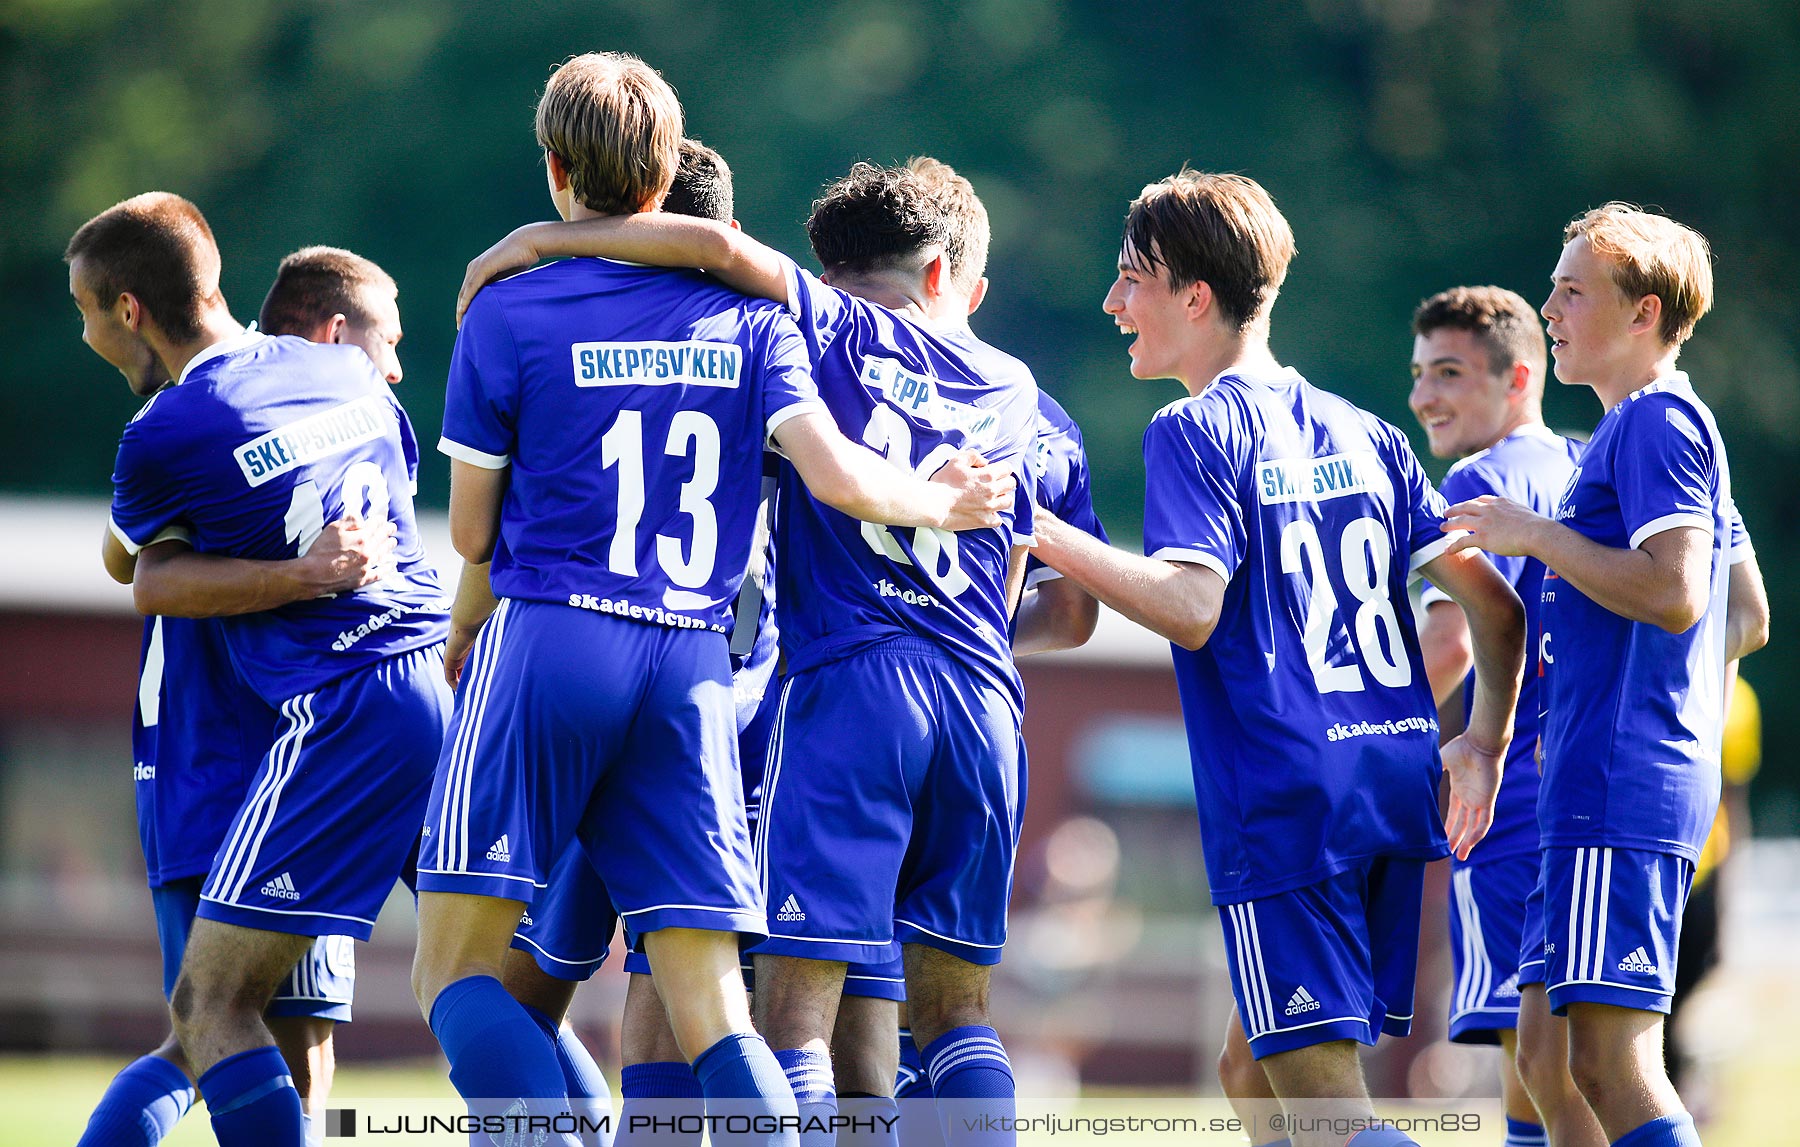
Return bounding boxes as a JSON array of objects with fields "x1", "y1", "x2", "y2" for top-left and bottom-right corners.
[{"x1": 1278, "y1": 516, "x2": 1411, "y2": 693}]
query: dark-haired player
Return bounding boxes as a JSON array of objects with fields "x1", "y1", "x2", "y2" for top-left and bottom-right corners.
[
  {"x1": 69, "y1": 191, "x2": 451, "y2": 1147},
  {"x1": 260, "y1": 246, "x2": 405, "y2": 385},
  {"x1": 1023, "y1": 171, "x2": 1525, "y2": 1147},
  {"x1": 1407, "y1": 285, "x2": 1582, "y2": 1147},
  {"x1": 454, "y1": 158, "x2": 1041, "y2": 1146}
]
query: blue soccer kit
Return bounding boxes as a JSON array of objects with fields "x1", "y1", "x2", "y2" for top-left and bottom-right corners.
[
  {"x1": 752, "y1": 259, "x2": 1038, "y2": 969},
  {"x1": 1143, "y1": 366, "x2": 1456, "y2": 1058},
  {"x1": 109, "y1": 331, "x2": 452, "y2": 942},
  {"x1": 1535, "y1": 374, "x2": 1738, "y2": 1016}
]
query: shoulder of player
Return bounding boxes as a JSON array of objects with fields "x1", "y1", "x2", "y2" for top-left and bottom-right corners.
[{"x1": 1614, "y1": 379, "x2": 1720, "y2": 447}]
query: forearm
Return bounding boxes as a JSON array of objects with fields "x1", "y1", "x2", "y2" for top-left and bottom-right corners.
[
  {"x1": 1419, "y1": 600, "x2": 1474, "y2": 707},
  {"x1": 1526, "y1": 519, "x2": 1699, "y2": 631},
  {"x1": 451, "y1": 561, "x2": 499, "y2": 632},
  {"x1": 1459, "y1": 594, "x2": 1523, "y2": 754},
  {"x1": 134, "y1": 548, "x2": 329, "y2": 618},
  {"x1": 514, "y1": 217, "x2": 787, "y2": 301},
  {"x1": 1032, "y1": 515, "x2": 1218, "y2": 650},
  {"x1": 1725, "y1": 554, "x2": 1770, "y2": 661},
  {"x1": 799, "y1": 436, "x2": 957, "y2": 528}
]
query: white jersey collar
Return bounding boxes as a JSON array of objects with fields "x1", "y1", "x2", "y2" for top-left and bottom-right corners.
[{"x1": 178, "y1": 329, "x2": 267, "y2": 386}]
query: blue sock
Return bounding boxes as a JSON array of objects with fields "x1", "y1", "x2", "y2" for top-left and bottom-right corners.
[
  {"x1": 1506, "y1": 1115, "x2": 1549, "y2": 1147},
  {"x1": 920, "y1": 1026, "x2": 1013, "y2": 1147},
  {"x1": 1610, "y1": 1113, "x2": 1702, "y2": 1147},
  {"x1": 429, "y1": 975, "x2": 571, "y2": 1124},
  {"x1": 77, "y1": 1053, "x2": 195, "y2": 1146},
  {"x1": 840, "y1": 1093, "x2": 900, "y2": 1147},
  {"x1": 691, "y1": 1032, "x2": 798, "y2": 1147},
  {"x1": 197, "y1": 1046, "x2": 305, "y2": 1147},
  {"x1": 775, "y1": 1048, "x2": 836, "y2": 1147},
  {"x1": 1346, "y1": 1129, "x2": 1419, "y2": 1147},
  {"x1": 894, "y1": 1030, "x2": 941, "y2": 1147},
  {"x1": 521, "y1": 1005, "x2": 615, "y2": 1147},
  {"x1": 617, "y1": 1061, "x2": 704, "y2": 1147}
]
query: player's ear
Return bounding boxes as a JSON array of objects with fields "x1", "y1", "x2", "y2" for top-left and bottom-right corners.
[
  {"x1": 1629, "y1": 293, "x2": 1662, "y2": 340},
  {"x1": 1508, "y1": 361, "x2": 1531, "y2": 398},
  {"x1": 1182, "y1": 279, "x2": 1214, "y2": 323},
  {"x1": 922, "y1": 251, "x2": 948, "y2": 298},
  {"x1": 324, "y1": 314, "x2": 349, "y2": 345},
  {"x1": 966, "y1": 276, "x2": 989, "y2": 317},
  {"x1": 116, "y1": 290, "x2": 143, "y2": 331},
  {"x1": 544, "y1": 149, "x2": 572, "y2": 192}
]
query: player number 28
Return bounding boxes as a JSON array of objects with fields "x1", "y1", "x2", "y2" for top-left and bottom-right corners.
[
  {"x1": 859, "y1": 405, "x2": 973, "y2": 598},
  {"x1": 1278, "y1": 516, "x2": 1411, "y2": 693}
]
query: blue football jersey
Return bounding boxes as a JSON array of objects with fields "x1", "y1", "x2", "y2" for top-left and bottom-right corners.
[
  {"x1": 1025, "y1": 390, "x2": 1109, "y2": 587},
  {"x1": 776, "y1": 261, "x2": 1038, "y2": 700},
  {"x1": 1539, "y1": 374, "x2": 1735, "y2": 861},
  {"x1": 1424, "y1": 426, "x2": 1584, "y2": 865},
  {"x1": 1142, "y1": 367, "x2": 1454, "y2": 903},
  {"x1": 441, "y1": 259, "x2": 825, "y2": 632},
  {"x1": 109, "y1": 332, "x2": 449, "y2": 702},
  {"x1": 132, "y1": 615, "x2": 277, "y2": 886}
]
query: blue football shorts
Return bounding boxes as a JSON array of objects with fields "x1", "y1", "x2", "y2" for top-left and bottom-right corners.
[
  {"x1": 1219, "y1": 857, "x2": 1426, "y2": 1059},
  {"x1": 418, "y1": 600, "x2": 763, "y2": 941},
  {"x1": 1542, "y1": 845, "x2": 1693, "y2": 1015},
  {"x1": 753, "y1": 638, "x2": 1026, "y2": 967},
  {"x1": 197, "y1": 645, "x2": 449, "y2": 940},
  {"x1": 1447, "y1": 852, "x2": 1536, "y2": 1042},
  {"x1": 516, "y1": 661, "x2": 784, "y2": 981},
  {"x1": 154, "y1": 877, "x2": 355, "y2": 1022}
]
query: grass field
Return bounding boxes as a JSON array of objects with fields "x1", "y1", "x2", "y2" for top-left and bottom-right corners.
[{"x1": 6, "y1": 1039, "x2": 1799, "y2": 1146}]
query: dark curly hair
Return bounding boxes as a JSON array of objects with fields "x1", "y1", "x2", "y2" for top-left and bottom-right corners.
[{"x1": 805, "y1": 162, "x2": 949, "y2": 278}]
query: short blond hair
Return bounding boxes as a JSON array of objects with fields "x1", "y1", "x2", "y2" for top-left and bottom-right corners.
[
  {"x1": 1125, "y1": 169, "x2": 1295, "y2": 331},
  {"x1": 535, "y1": 52, "x2": 682, "y2": 215},
  {"x1": 1564, "y1": 203, "x2": 1713, "y2": 346},
  {"x1": 906, "y1": 156, "x2": 989, "y2": 295}
]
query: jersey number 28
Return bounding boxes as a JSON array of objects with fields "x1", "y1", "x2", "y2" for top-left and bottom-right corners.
[{"x1": 1279, "y1": 516, "x2": 1411, "y2": 693}]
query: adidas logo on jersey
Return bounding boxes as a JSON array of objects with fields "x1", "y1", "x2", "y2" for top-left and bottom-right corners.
[
  {"x1": 776, "y1": 894, "x2": 806, "y2": 923},
  {"x1": 1618, "y1": 947, "x2": 1658, "y2": 975},
  {"x1": 486, "y1": 835, "x2": 512, "y2": 863},
  {"x1": 1284, "y1": 986, "x2": 1321, "y2": 1016},
  {"x1": 261, "y1": 872, "x2": 301, "y2": 901}
]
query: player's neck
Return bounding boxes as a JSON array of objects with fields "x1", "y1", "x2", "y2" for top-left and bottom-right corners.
[
  {"x1": 1178, "y1": 332, "x2": 1280, "y2": 398},
  {"x1": 1489, "y1": 406, "x2": 1545, "y2": 445},
  {"x1": 830, "y1": 274, "x2": 931, "y2": 325},
  {"x1": 153, "y1": 309, "x2": 247, "y2": 384},
  {"x1": 1590, "y1": 346, "x2": 1681, "y2": 411}
]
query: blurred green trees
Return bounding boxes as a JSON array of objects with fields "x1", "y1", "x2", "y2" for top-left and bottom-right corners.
[{"x1": 4, "y1": 0, "x2": 1796, "y2": 813}]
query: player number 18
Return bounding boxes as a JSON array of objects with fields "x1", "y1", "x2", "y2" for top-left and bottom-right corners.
[
  {"x1": 1278, "y1": 516, "x2": 1411, "y2": 693},
  {"x1": 283, "y1": 460, "x2": 393, "y2": 555}
]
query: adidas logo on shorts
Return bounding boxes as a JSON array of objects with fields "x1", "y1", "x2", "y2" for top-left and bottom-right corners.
[
  {"x1": 776, "y1": 894, "x2": 805, "y2": 923},
  {"x1": 1494, "y1": 974, "x2": 1521, "y2": 999},
  {"x1": 260, "y1": 872, "x2": 301, "y2": 901},
  {"x1": 487, "y1": 835, "x2": 512, "y2": 863},
  {"x1": 1284, "y1": 986, "x2": 1321, "y2": 1016},
  {"x1": 1617, "y1": 946, "x2": 1658, "y2": 975}
]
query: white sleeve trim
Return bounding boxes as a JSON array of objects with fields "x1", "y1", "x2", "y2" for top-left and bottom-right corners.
[
  {"x1": 1407, "y1": 531, "x2": 1460, "y2": 580},
  {"x1": 1419, "y1": 583, "x2": 1452, "y2": 608},
  {"x1": 107, "y1": 516, "x2": 147, "y2": 555},
  {"x1": 437, "y1": 436, "x2": 510, "y2": 470},
  {"x1": 1024, "y1": 566, "x2": 1063, "y2": 589},
  {"x1": 1729, "y1": 540, "x2": 1755, "y2": 565},
  {"x1": 1149, "y1": 546, "x2": 1232, "y2": 583},
  {"x1": 1629, "y1": 512, "x2": 1712, "y2": 551},
  {"x1": 764, "y1": 399, "x2": 828, "y2": 449}
]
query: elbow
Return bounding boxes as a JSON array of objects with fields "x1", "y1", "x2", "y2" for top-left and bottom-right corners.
[
  {"x1": 1655, "y1": 594, "x2": 1707, "y2": 635},
  {"x1": 450, "y1": 523, "x2": 497, "y2": 565},
  {"x1": 1169, "y1": 607, "x2": 1220, "y2": 652},
  {"x1": 1734, "y1": 610, "x2": 1771, "y2": 658}
]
